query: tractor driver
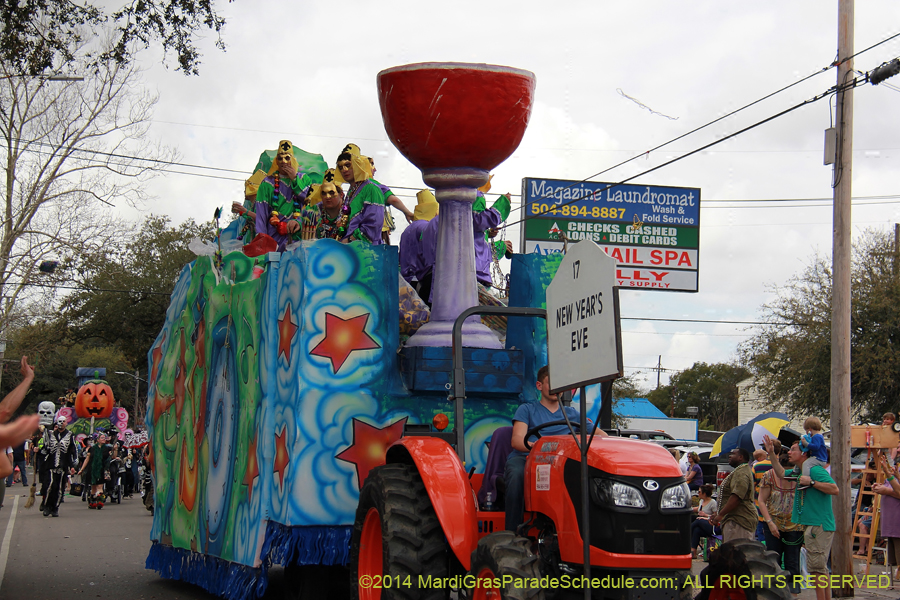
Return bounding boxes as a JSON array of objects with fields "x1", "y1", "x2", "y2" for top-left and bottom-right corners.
[{"x1": 504, "y1": 365, "x2": 607, "y2": 532}]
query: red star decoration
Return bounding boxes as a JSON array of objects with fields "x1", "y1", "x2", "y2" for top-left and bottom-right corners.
[
  {"x1": 244, "y1": 431, "x2": 260, "y2": 501},
  {"x1": 310, "y1": 312, "x2": 381, "y2": 374},
  {"x1": 153, "y1": 394, "x2": 175, "y2": 423},
  {"x1": 174, "y1": 329, "x2": 188, "y2": 421},
  {"x1": 277, "y1": 303, "x2": 299, "y2": 364},
  {"x1": 274, "y1": 426, "x2": 290, "y2": 490},
  {"x1": 336, "y1": 417, "x2": 408, "y2": 489},
  {"x1": 191, "y1": 319, "x2": 207, "y2": 441},
  {"x1": 179, "y1": 442, "x2": 198, "y2": 512},
  {"x1": 150, "y1": 331, "x2": 166, "y2": 386}
]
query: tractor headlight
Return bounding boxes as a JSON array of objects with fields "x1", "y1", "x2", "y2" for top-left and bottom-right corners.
[
  {"x1": 659, "y1": 482, "x2": 691, "y2": 510},
  {"x1": 591, "y1": 479, "x2": 646, "y2": 509}
]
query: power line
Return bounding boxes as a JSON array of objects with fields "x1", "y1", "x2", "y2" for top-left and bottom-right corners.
[
  {"x1": 623, "y1": 317, "x2": 788, "y2": 325},
  {"x1": 503, "y1": 84, "x2": 843, "y2": 230},
  {"x1": 6, "y1": 31, "x2": 899, "y2": 202},
  {"x1": 16, "y1": 279, "x2": 802, "y2": 327},
  {"x1": 507, "y1": 67, "x2": 829, "y2": 216},
  {"x1": 504, "y1": 33, "x2": 900, "y2": 219},
  {"x1": 16, "y1": 136, "x2": 900, "y2": 215}
]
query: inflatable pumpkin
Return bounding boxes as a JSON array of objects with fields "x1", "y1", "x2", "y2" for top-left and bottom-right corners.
[{"x1": 75, "y1": 380, "x2": 115, "y2": 419}]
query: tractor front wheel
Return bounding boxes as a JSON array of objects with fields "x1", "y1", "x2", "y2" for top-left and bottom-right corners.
[
  {"x1": 696, "y1": 539, "x2": 791, "y2": 600},
  {"x1": 350, "y1": 464, "x2": 448, "y2": 600},
  {"x1": 468, "y1": 531, "x2": 544, "y2": 600}
]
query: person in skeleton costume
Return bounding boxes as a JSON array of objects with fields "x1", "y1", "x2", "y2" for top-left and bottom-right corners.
[
  {"x1": 79, "y1": 431, "x2": 114, "y2": 509},
  {"x1": 36, "y1": 401, "x2": 55, "y2": 427},
  {"x1": 40, "y1": 416, "x2": 77, "y2": 517},
  {"x1": 34, "y1": 401, "x2": 55, "y2": 504}
]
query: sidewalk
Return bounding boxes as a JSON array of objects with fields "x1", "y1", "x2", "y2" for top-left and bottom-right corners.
[{"x1": 689, "y1": 556, "x2": 899, "y2": 599}]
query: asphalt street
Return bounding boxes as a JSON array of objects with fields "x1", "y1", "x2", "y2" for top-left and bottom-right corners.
[
  {"x1": 0, "y1": 484, "x2": 299, "y2": 600},
  {"x1": 3, "y1": 482, "x2": 899, "y2": 600}
]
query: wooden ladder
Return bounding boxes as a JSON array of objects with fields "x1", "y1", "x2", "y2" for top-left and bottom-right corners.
[{"x1": 851, "y1": 449, "x2": 885, "y2": 577}]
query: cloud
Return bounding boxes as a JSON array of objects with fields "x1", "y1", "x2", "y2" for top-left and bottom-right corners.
[{"x1": 122, "y1": 1, "x2": 900, "y2": 388}]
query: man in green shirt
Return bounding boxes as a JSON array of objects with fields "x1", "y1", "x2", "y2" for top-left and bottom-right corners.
[
  {"x1": 710, "y1": 448, "x2": 757, "y2": 542},
  {"x1": 764, "y1": 436, "x2": 838, "y2": 600}
]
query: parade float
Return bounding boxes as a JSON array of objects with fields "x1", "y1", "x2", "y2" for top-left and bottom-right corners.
[
  {"x1": 48, "y1": 369, "x2": 134, "y2": 443},
  {"x1": 143, "y1": 63, "x2": 610, "y2": 599}
]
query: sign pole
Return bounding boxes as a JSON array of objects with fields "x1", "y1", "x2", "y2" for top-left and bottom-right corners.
[
  {"x1": 546, "y1": 241, "x2": 623, "y2": 596},
  {"x1": 579, "y1": 385, "x2": 590, "y2": 600}
]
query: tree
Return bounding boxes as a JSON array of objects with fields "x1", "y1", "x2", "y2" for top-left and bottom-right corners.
[
  {"x1": 0, "y1": 55, "x2": 175, "y2": 334},
  {"x1": 604, "y1": 374, "x2": 646, "y2": 428},
  {"x1": 61, "y1": 214, "x2": 213, "y2": 370},
  {"x1": 740, "y1": 228, "x2": 900, "y2": 421},
  {"x1": 647, "y1": 362, "x2": 749, "y2": 431},
  {"x1": 612, "y1": 373, "x2": 646, "y2": 400},
  {"x1": 0, "y1": 320, "x2": 133, "y2": 416},
  {"x1": 0, "y1": 0, "x2": 226, "y2": 77}
]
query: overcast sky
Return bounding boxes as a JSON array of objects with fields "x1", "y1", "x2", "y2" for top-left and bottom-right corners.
[{"x1": 123, "y1": 1, "x2": 900, "y2": 389}]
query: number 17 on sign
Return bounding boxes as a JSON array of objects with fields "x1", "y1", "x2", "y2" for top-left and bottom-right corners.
[{"x1": 546, "y1": 241, "x2": 622, "y2": 394}]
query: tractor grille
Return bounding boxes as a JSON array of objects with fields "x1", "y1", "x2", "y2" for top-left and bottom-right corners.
[{"x1": 563, "y1": 460, "x2": 690, "y2": 556}]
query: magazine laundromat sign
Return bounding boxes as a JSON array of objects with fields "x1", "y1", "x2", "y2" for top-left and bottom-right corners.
[{"x1": 520, "y1": 177, "x2": 700, "y2": 292}]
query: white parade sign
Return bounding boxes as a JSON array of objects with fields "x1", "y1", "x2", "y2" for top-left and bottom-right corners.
[{"x1": 546, "y1": 240, "x2": 622, "y2": 394}]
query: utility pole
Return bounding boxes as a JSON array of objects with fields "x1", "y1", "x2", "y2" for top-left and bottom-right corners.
[
  {"x1": 831, "y1": 1, "x2": 854, "y2": 596},
  {"x1": 133, "y1": 368, "x2": 141, "y2": 425},
  {"x1": 656, "y1": 355, "x2": 662, "y2": 389},
  {"x1": 893, "y1": 223, "x2": 898, "y2": 277}
]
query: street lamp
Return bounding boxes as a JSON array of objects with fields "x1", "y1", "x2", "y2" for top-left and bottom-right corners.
[{"x1": 115, "y1": 370, "x2": 148, "y2": 426}]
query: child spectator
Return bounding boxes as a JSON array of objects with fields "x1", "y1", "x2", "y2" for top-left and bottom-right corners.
[{"x1": 791, "y1": 416, "x2": 828, "y2": 489}]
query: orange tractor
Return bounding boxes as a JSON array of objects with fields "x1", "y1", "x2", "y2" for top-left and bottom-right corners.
[
  {"x1": 350, "y1": 308, "x2": 791, "y2": 600},
  {"x1": 348, "y1": 307, "x2": 716, "y2": 600}
]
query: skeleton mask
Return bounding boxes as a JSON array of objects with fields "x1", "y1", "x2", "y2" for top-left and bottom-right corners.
[{"x1": 38, "y1": 401, "x2": 56, "y2": 426}]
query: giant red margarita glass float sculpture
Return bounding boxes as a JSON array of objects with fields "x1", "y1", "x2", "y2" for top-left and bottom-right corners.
[{"x1": 377, "y1": 62, "x2": 536, "y2": 348}]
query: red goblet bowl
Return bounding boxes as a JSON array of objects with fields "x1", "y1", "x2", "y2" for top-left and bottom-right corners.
[{"x1": 377, "y1": 62, "x2": 536, "y2": 172}]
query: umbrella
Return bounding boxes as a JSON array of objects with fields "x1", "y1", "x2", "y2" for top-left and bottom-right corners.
[{"x1": 711, "y1": 412, "x2": 791, "y2": 457}]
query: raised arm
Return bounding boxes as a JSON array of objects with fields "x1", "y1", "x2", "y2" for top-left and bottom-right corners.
[
  {"x1": 0, "y1": 415, "x2": 39, "y2": 449},
  {"x1": 0, "y1": 356, "x2": 35, "y2": 424},
  {"x1": 763, "y1": 435, "x2": 786, "y2": 479}
]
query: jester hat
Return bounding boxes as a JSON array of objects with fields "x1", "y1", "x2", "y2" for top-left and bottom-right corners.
[
  {"x1": 334, "y1": 142, "x2": 373, "y2": 185},
  {"x1": 414, "y1": 190, "x2": 438, "y2": 221}
]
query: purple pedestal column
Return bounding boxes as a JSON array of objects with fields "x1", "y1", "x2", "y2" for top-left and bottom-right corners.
[{"x1": 405, "y1": 168, "x2": 502, "y2": 349}]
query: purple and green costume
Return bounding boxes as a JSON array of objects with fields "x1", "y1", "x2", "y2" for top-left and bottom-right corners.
[
  {"x1": 399, "y1": 220, "x2": 431, "y2": 282},
  {"x1": 342, "y1": 180, "x2": 385, "y2": 245},
  {"x1": 255, "y1": 172, "x2": 314, "y2": 250}
]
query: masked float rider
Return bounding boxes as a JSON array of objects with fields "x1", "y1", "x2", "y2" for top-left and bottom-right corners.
[
  {"x1": 254, "y1": 140, "x2": 316, "y2": 251},
  {"x1": 340, "y1": 143, "x2": 414, "y2": 243},
  {"x1": 399, "y1": 189, "x2": 439, "y2": 303},
  {"x1": 418, "y1": 189, "x2": 509, "y2": 303},
  {"x1": 472, "y1": 176, "x2": 513, "y2": 287},
  {"x1": 334, "y1": 149, "x2": 385, "y2": 245},
  {"x1": 40, "y1": 416, "x2": 77, "y2": 517},
  {"x1": 305, "y1": 169, "x2": 351, "y2": 240},
  {"x1": 233, "y1": 169, "x2": 266, "y2": 240}
]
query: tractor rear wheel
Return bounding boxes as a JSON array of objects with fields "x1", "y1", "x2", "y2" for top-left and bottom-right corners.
[
  {"x1": 350, "y1": 463, "x2": 448, "y2": 600},
  {"x1": 695, "y1": 539, "x2": 791, "y2": 600},
  {"x1": 468, "y1": 531, "x2": 543, "y2": 600}
]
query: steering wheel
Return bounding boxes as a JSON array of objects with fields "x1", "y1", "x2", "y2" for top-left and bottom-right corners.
[{"x1": 524, "y1": 419, "x2": 583, "y2": 451}]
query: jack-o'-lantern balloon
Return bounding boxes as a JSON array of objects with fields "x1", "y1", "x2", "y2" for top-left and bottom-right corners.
[{"x1": 75, "y1": 380, "x2": 115, "y2": 419}]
